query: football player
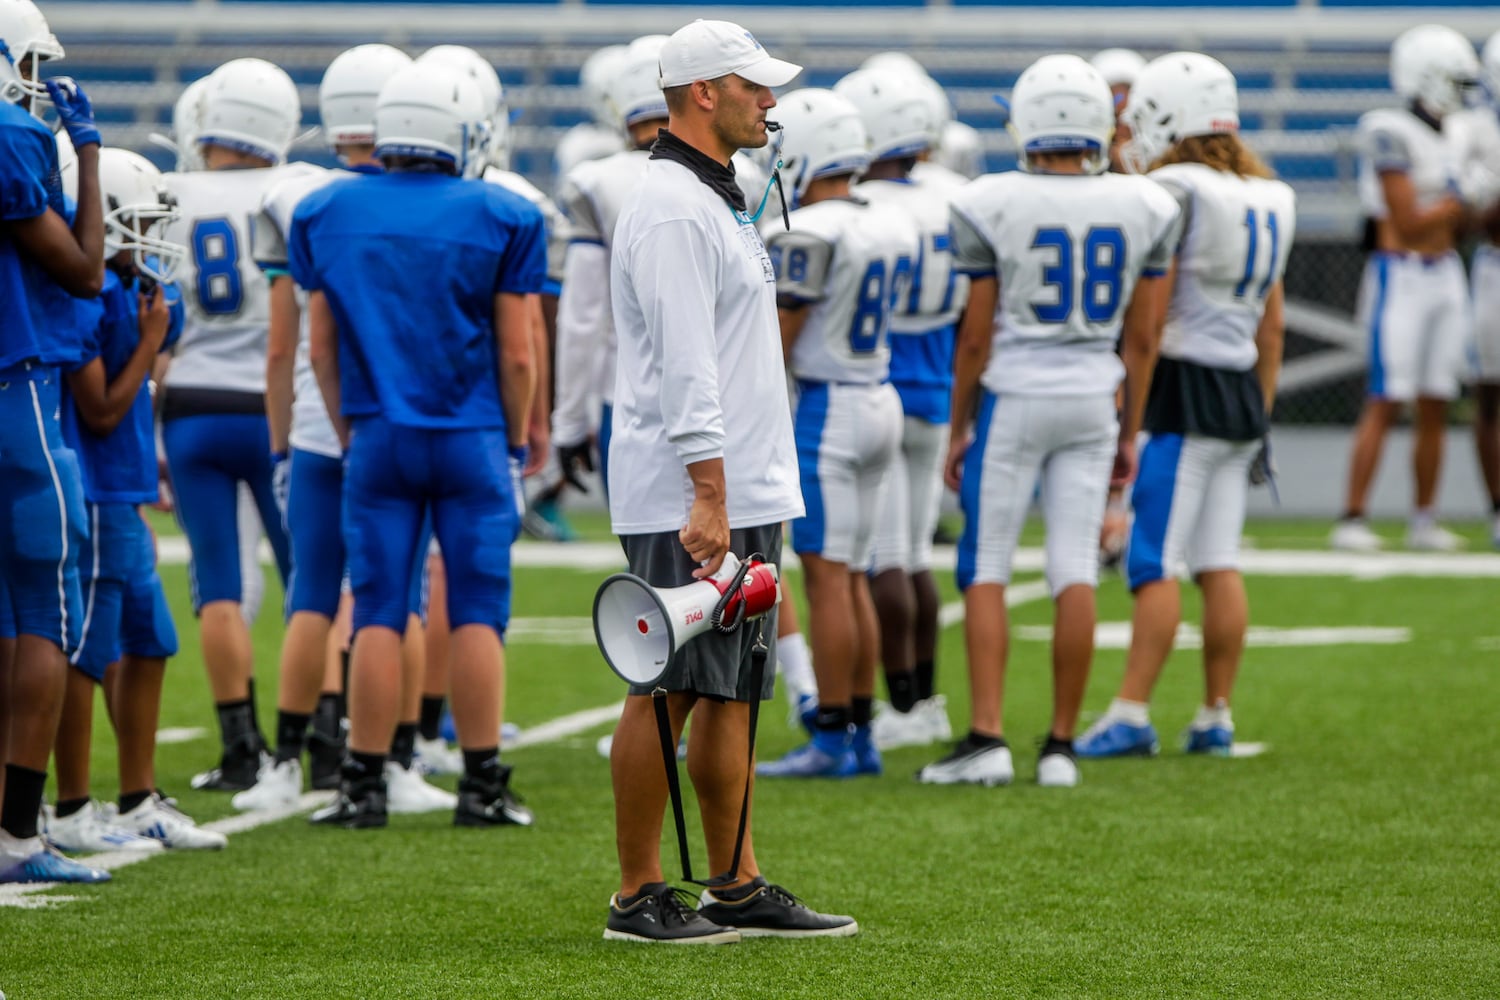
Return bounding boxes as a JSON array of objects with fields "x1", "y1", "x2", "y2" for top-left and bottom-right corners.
[
  {"x1": 755, "y1": 89, "x2": 918, "y2": 779},
  {"x1": 0, "y1": 0, "x2": 113, "y2": 883},
  {"x1": 554, "y1": 44, "x2": 629, "y2": 179},
  {"x1": 918, "y1": 55, "x2": 1180, "y2": 789},
  {"x1": 293, "y1": 63, "x2": 543, "y2": 828},
  {"x1": 48, "y1": 149, "x2": 227, "y2": 850},
  {"x1": 1076, "y1": 53, "x2": 1296, "y2": 759},
  {"x1": 158, "y1": 58, "x2": 319, "y2": 791},
  {"x1": 836, "y1": 66, "x2": 965, "y2": 752},
  {"x1": 233, "y1": 44, "x2": 453, "y2": 815},
  {"x1": 1332, "y1": 26, "x2": 1488, "y2": 553},
  {"x1": 1462, "y1": 32, "x2": 1500, "y2": 548}
]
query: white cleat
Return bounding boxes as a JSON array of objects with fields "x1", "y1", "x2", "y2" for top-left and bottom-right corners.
[
  {"x1": 413, "y1": 736, "x2": 463, "y2": 777},
  {"x1": 384, "y1": 761, "x2": 458, "y2": 814},
  {"x1": 1036, "y1": 752, "x2": 1081, "y2": 788},
  {"x1": 231, "y1": 757, "x2": 303, "y2": 812},
  {"x1": 1405, "y1": 522, "x2": 1465, "y2": 552},
  {"x1": 118, "y1": 794, "x2": 227, "y2": 850},
  {"x1": 43, "y1": 801, "x2": 164, "y2": 854},
  {"x1": 1330, "y1": 519, "x2": 1382, "y2": 552},
  {"x1": 918, "y1": 695, "x2": 952, "y2": 744},
  {"x1": 917, "y1": 741, "x2": 1013, "y2": 787},
  {"x1": 870, "y1": 701, "x2": 936, "y2": 750}
]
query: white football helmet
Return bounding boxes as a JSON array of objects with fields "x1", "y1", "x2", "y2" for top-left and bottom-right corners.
[
  {"x1": 1121, "y1": 51, "x2": 1239, "y2": 173},
  {"x1": 1391, "y1": 24, "x2": 1481, "y2": 117},
  {"x1": 198, "y1": 58, "x2": 301, "y2": 164},
  {"x1": 99, "y1": 148, "x2": 184, "y2": 285},
  {"x1": 1007, "y1": 54, "x2": 1114, "y2": 174},
  {"x1": 834, "y1": 68, "x2": 937, "y2": 162},
  {"x1": 375, "y1": 64, "x2": 489, "y2": 179},
  {"x1": 0, "y1": 0, "x2": 61, "y2": 109},
  {"x1": 1090, "y1": 48, "x2": 1147, "y2": 89},
  {"x1": 321, "y1": 44, "x2": 412, "y2": 151},
  {"x1": 170, "y1": 78, "x2": 210, "y2": 171},
  {"x1": 860, "y1": 51, "x2": 930, "y2": 82},
  {"x1": 580, "y1": 44, "x2": 629, "y2": 127},
  {"x1": 605, "y1": 34, "x2": 669, "y2": 131},
  {"x1": 934, "y1": 120, "x2": 985, "y2": 179},
  {"x1": 417, "y1": 46, "x2": 508, "y2": 168},
  {"x1": 772, "y1": 88, "x2": 871, "y2": 204},
  {"x1": 1485, "y1": 31, "x2": 1500, "y2": 102},
  {"x1": 553, "y1": 123, "x2": 625, "y2": 177}
]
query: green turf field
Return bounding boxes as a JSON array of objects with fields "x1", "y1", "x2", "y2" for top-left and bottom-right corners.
[{"x1": 2, "y1": 519, "x2": 1498, "y2": 999}]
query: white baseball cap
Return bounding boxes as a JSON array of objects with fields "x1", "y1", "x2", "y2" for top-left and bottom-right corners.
[{"x1": 657, "y1": 20, "x2": 802, "y2": 90}]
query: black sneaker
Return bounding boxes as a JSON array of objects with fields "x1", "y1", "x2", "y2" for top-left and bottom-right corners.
[
  {"x1": 454, "y1": 764, "x2": 534, "y2": 827},
  {"x1": 189, "y1": 740, "x2": 264, "y2": 792},
  {"x1": 696, "y1": 877, "x2": 858, "y2": 938},
  {"x1": 307, "y1": 729, "x2": 345, "y2": 791},
  {"x1": 308, "y1": 774, "x2": 387, "y2": 829},
  {"x1": 604, "y1": 883, "x2": 741, "y2": 944}
]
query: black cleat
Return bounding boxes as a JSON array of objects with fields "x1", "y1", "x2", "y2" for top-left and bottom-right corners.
[
  {"x1": 190, "y1": 739, "x2": 264, "y2": 792},
  {"x1": 307, "y1": 729, "x2": 345, "y2": 791},
  {"x1": 308, "y1": 774, "x2": 387, "y2": 829},
  {"x1": 696, "y1": 877, "x2": 858, "y2": 938},
  {"x1": 453, "y1": 764, "x2": 534, "y2": 827},
  {"x1": 604, "y1": 883, "x2": 740, "y2": 944}
]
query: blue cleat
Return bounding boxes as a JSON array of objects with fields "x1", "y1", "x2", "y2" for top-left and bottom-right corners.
[
  {"x1": 1183, "y1": 724, "x2": 1234, "y2": 755},
  {"x1": 792, "y1": 693, "x2": 818, "y2": 737},
  {"x1": 0, "y1": 838, "x2": 111, "y2": 884},
  {"x1": 1075, "y1": 718, "x2": 1160, "y2": 758},
  {"x1": 757, "y1": 730, "x2": 857, "y2": 779},
  {"x1": 850, "y1": 725, "x2": 882, "y2": 777}
]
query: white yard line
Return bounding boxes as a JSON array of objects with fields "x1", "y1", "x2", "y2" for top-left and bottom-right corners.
[{"x1": 155, "y1": 727, "x2": 206, "y2": 745}]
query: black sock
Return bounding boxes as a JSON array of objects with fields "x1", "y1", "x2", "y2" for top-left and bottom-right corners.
[
  {"x1": 55, "y1": 796, "x2": 90, "y2": 819},
  {"x1": 462, "y1": 746, "x2": 501, "y2": 782},
  {"x1": 247, "y1": 678, "x2": 267, "y2": 752},
  {"x1": 216, "y1": 698, "x2": 256, "y2": 751},
  {"x1": 1341, "y1": 509, "x2": 1363, "y2": 523},
  {"x1": 1042, "y1": 735, "x2": 1075, "y2": 758},
  {"x1": 965, "y1": 729, "x2": 1007, "y2": 750},
  {"x1": 814, "y1": 705, "x2": 851, "y2": 732},
  {"x1": 1, "y1": 764, "x2": 47, "y2": 839},
  {"x1": 851, "y1": 697, "x2": 874, "y2": 728},
  {"x1": 339, "y1": 649, "x2": 351, "y2": 710},
  {"x1": 347, "y1": 751, "x2": 386, "y2": 783},
  {"x1": 618, "y1": 881, "x2": 670, "y2": 907},
  {"x1": 311, "y1": 694, "x2": 342, "y2": 743},
  {"x1": 884, "y1": 672, "x2": 917, "y2": 713},
  {"x1": 118, "y1": 789, "x2": 151, "y2": 816},
  {"x1": 391, "y1": 722, "x2": 418, "y2": 770},
  {"x1": 419, "y1": 695, "x2": 445, "y2": 741},
  {"x1": 708, "y1": 875, "x2": 767, "y2": 901},
  {"x1": 914, "y1": 659, "x2": 936, "y2": 702},
  {"x1": 275, "y1": 711, "x2": 311, "y2": 764},
  {"x1": 1492, "y1": 499, "x2": 1500, "y2": 516}
]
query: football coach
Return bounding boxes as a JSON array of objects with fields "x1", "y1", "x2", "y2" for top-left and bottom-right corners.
[{"x1": 601, "y1": 19, "x2": 858, "y2": 944}]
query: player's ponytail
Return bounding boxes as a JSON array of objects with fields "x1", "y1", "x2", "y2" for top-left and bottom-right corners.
[{"x1": 1151, "y1": 133, "x2": 1274, "y2": 180}]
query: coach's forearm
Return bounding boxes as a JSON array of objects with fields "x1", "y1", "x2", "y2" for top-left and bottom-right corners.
[{"x1": 686, "y1": 456, "x2": 727, "y2": 505}]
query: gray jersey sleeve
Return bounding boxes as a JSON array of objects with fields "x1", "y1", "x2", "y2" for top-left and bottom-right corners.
[
  {"x1": 766, "y1": 230, "x2": 835, "y2": 303},
  {"x1": 556, "y1": 175, "x2": 605, "y2": 245},
  {"x1": 949, "y1": 207, "x2": 997, "y2": 275},
  {"x1": 1360, "y1": 122, "x2": 1413, "y2": 174},
  {"x1": 251, "y1": 206, "x2": 289, "y2": 270}
]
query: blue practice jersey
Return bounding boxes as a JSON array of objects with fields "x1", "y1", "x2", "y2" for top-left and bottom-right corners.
[
  {"x1": 0, "y1": 103, "x2": 72, "y2": 370},
  {"x1": 62, "y1": 269, "x2": 184, "y2": 504},
  {"x1": 288, "y1": 171, "x2": 546, "y2": 431}
]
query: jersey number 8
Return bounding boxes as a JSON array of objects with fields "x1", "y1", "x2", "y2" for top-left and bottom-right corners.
[
  {"x1": 191, "y1": 217, "x2": 245, "y2": 316},
  {"x1": 850, "y1": 256, "x2": 914, "y2": 355},
  {"x1": 1029, "y1": 226, "x2": 1126, "y2": 325}
]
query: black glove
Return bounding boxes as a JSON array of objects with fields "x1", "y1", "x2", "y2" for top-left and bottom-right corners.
[
  {"x1": 1248, "y1": 438, "x2": 1275, "y2": 486},
  {"x1": 556, "y1": 439, "x2": 595, "y2": 493}
]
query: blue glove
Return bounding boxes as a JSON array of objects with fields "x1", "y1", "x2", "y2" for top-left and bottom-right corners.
[
  {"x1": 271, "y1": 452, "x2": 290, "y2": 528},
  {"x1": 45, "y1": 77, "x2": 100, "y2": 149},
  {"x1": 507, "y1": 445, "x2": 528, "y2": 521}
]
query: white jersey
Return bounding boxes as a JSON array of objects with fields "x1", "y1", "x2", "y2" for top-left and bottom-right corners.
[
  {"x1": 483, "y1": 166, "x2": 566, "y2": 288},
  {"x1": 554, "y1": 123, "x2": 626, "y2": 179},
  {"x1": 252, "y1": 165, "x2": 346, "y2": 458},
  {"x1": 1356, "y1": 107, "x2": 1463, "y2": 219},
  {"x1": 162, "y1": 163, "x2": 321, "y2": 392},
  {"x1": 1150, "y1": 163, "x2": 1297, "y2": 372},
  {"x1": 762, "y1": 196, "x2": 921, "y2": 385},
  {"x1": 950, "y1": 171, "x2": 1181, "y2": 396},
  {"x1": 910, "y1": 159, "x2": 970, "y2": 193},
  {"x1": 859, "y1": 175, "x2": 970, "y2": 334}
]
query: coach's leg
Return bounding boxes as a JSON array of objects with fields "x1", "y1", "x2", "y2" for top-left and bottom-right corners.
[
  {"x1": 687, "y1": 697, "x2": 759, "y2": 889},
  {"x1": 612, "y1": 692, "x2": 695, "y2": 894}
]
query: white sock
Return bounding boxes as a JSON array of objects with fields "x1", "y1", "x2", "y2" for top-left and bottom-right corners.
[
  {"x1": 1108, "y1": 698, "x2": 1151, "y2": 727},
  {"x1": 1410, "y1": 508, "x2": 1435, "y2": 531},
  {"x1": 776, "y1": 632, "x2": 818, "y2": 699},
  {"x1": 1191, "y1": 700, "x2": 1232, "y2": 730}
]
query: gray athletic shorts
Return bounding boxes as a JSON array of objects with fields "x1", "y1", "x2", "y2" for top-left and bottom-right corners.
[{"x1": 619, "y1": 523, "x2": 782, "y2": 702}]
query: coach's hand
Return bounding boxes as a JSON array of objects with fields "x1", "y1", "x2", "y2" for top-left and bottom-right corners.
[
  {"x1": 1111, "y1": 436, "x2": 1137, "y2": 488},
  {"x1": 943, "y1": 433, "x2": 968, "y2": 492},
  {"x1": 682, "y1": 496, "x2": 731, "y2": 579}
]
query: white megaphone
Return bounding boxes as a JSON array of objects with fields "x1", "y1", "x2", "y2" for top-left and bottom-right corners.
[{"x1": 593, "y1": 552, "x2": 781, "y2": 687}]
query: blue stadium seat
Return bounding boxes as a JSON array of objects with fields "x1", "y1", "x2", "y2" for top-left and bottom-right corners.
[
  {"x1": 1284, "y1": 111, "x2": 1362, "y2": 131},
  {"x1": 1294, "y1": 71, "x2": 1388, "y2": 90},
  {"x1": 1271, "y1": 155, "x2": 1339, "y2": 181}
]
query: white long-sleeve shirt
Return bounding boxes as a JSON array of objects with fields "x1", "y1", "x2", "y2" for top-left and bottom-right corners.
[{"x1": 608, "y1": 156, "x2": 803, "y2": 535}]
